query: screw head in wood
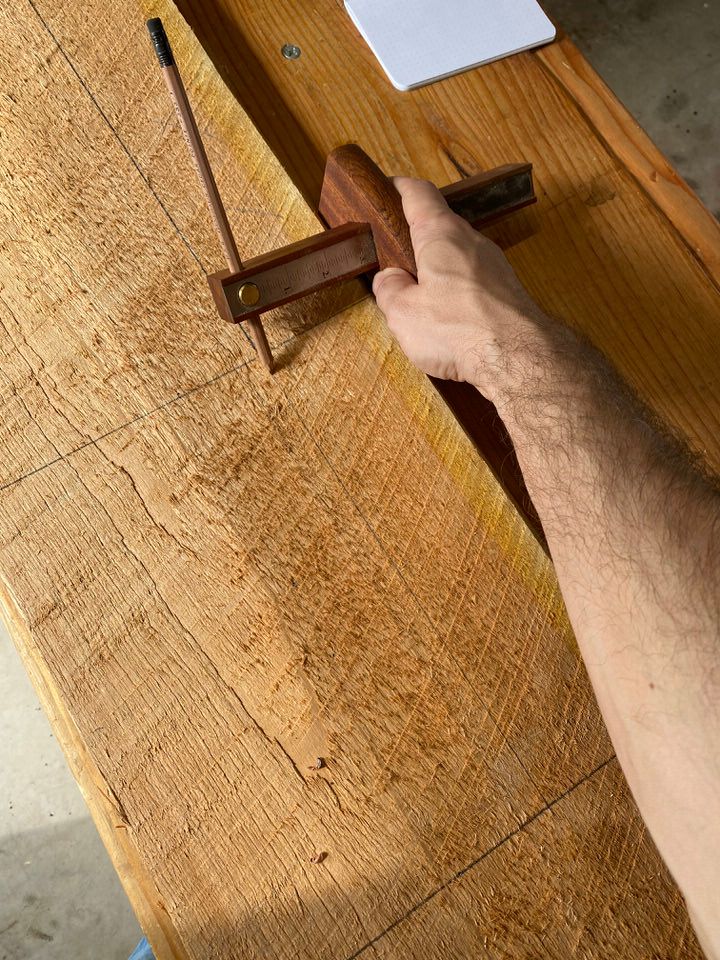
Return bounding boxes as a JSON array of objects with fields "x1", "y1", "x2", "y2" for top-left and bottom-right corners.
[
  {"x1": 281, "y1": 43, "x2": 301, "y2": 60},
  {"x1": 238, "y1": 282, "x2": 261, "y2": 307}
]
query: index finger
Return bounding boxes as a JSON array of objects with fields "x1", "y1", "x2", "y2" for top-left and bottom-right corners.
[
  {"x1": 393, "y1": 175, "x2": 450, "y2": 223},
  {"x1": 392, "y1": 176, "x2": 455, "y2": 254}
]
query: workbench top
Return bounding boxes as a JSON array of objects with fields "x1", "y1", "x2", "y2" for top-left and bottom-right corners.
[{"x1": 1, "y1": 0, "x2": 718, "y2": 957}]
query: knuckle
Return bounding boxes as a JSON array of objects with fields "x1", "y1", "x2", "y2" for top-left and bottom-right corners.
[
  {"x1": 412, "y1": 210, "x2": 449, "y2": 232},
  {"x1": 374, "y1": 280, "x2": 398, "y2": 313},
  {"x1": 413, "y1": 210, "x2": 466, "y2": 242},
  {"x1": 373, "y1": 273, "x2": 393, "y2": 300}
]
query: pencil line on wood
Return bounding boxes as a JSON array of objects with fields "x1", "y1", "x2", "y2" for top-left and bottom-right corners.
[
  {"x1": 0, "y1": 296, "x2": 351, "y2": 496},
  {"x1": 344, "y1": 754, "x2": 617, "y2": 960},
  {"x1": 24, "y1": 0, "x2": 206, "y2": 270},
  {"x1": 0, "y1": 353, "x2": 253, "y2": 495}
]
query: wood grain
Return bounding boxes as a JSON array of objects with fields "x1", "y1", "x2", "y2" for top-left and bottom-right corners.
[
  {"x1": 0, "y1": 0, "x2": 359, "y2": 488},
  {"x1": 537, "y1": 34, "x2": 720, "y2": 282},
  {"x1": 0, "y1": 0, "x2": 714, "y2": 958},
  {"x1": 320, "y1": 144, "x2": 415, "y2": 273}
]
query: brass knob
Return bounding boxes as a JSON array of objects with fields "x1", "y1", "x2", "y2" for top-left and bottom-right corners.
[{"x1": 238, "y1": 282, "x2": 260, "y2": 307}]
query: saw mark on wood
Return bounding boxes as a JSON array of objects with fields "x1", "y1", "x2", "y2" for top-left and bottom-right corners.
[
  {"x1": 1, "y1": 2, "x2": 710, "y2": 954},
  {"x1": 279, "y1": 383, "x2": 542, "y2": 803},
  {"x1": 0, "y1": 253, "x2": 361, "y2": 496},
  {"x1": 0, "y1": 297, "x2": 66, "y2": 460}
]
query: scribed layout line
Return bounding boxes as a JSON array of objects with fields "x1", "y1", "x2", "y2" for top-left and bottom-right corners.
[
  {"x1": 0, "y1": 285, "x2": 361, "y2": 497},
  {"x1": 0, "y1": 352, "x2": 255, "y2": 496},
  {"x1": 0, "y1": 282, "x2": 366, "y2": 495},
  {"x1": 4, "y1": 1, "x2": 360, "y2": 493},
  {"x1": 7, "y1": 0, "x2": 357, "y2": 495},
  {"x1": 344, "y1": 754, "x2": 616, "y2": 960},
  {"x1": 0, "y1": 290, "x2": 361, "y2": 497},
  {"x1": 1, "y1": 272, "x2": 617, "y2": 953},
  {"x1": 25, "y1": 0, "x2": 206, "y2": 272}
]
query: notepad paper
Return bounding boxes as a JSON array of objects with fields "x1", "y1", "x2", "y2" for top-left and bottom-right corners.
[{"x1": 344, "y1": 0, "x2": 556, "y2": 91}]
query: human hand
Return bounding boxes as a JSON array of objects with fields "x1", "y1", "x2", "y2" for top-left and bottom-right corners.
[{"x1": 372, "y1": 176, "x2": 542, "y2": 399}]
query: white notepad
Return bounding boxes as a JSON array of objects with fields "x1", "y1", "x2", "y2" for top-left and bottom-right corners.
[{"x1": 344, "y1": 0, "x2": 556, "y2": 91}]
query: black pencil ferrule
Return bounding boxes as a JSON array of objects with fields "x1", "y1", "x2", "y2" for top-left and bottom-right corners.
[{"x1": 147, "y1": 18, "x2": 174, "y2": 68}]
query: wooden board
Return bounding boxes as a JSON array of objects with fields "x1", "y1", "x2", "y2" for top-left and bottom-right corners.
[{"x1": 0, "y1": 0, "x2": 716, "y2": 958}]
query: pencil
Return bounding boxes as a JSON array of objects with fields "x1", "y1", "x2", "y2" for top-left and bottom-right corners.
[{"x1": 146, "y1": 17, "x2": 274, "y2": 373}]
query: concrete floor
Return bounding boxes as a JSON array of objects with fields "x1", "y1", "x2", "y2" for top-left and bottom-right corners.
[
  {"x1": 1, "y1": 3, "x2": 718, "y2": 959},
  {"x1": 0, "y1": 624, "x2": 142, "y2": 959}
]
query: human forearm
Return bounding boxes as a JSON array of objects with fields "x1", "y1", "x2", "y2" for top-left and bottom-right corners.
[
  {"x1": 477, "y1": 308, "x2": 720, "y2": 952},
  {"x1": 373, "y1": 176, "x2": 720, "y2": 954}
]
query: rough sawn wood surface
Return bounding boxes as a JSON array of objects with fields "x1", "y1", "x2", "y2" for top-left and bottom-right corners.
[{"x1": 0, "y1": 0, "x2": 715, "y2": 957}]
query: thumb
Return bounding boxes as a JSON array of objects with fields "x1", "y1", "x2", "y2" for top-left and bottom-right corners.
[{"x1": 372, "y1": 267, "x2": 415, "y2": 315}]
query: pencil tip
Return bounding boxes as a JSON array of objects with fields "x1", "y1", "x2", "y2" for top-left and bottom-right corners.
[{"x1": 146, "y1": 17, "x2": 174, "y2": 68}]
